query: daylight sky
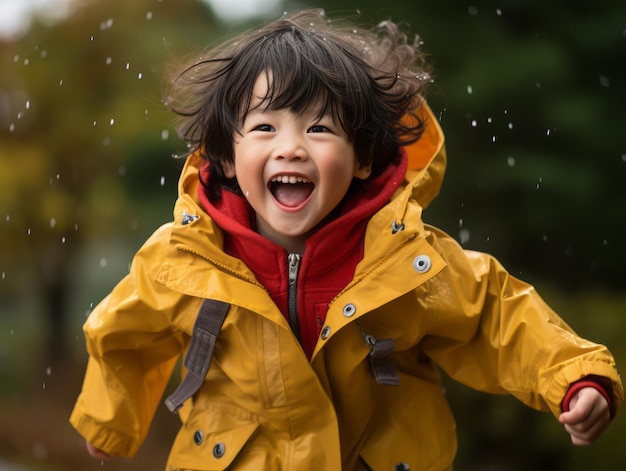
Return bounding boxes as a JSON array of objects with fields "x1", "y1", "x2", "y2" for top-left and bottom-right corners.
[{"x1": 0, "y1": 0, "x2": 282, "y2": 39}]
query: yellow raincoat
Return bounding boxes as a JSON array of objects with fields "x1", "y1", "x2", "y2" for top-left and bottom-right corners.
[{"x1": 70, "y1": 105, "x2": 623, "y2": 470}]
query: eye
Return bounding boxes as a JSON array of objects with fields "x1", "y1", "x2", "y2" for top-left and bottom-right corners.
[
  {"x1": 308, "y1": 124, "x2": 330, "y2": 133},
  {"x1": 253, "y1": 124, "x2": 275, "y2": 132}
]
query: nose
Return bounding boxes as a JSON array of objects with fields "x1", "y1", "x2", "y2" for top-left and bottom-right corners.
[{"x1": 273, "y1": 131, "x2": 308, "y2": 162}]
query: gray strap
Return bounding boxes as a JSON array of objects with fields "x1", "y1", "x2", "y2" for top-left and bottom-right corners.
[
  {"x1": 368, "y1": 337, "x2": 400, "y2": 386},
  {"x1": 165, "y1": 299, "x2": 230, "y2": 412}
]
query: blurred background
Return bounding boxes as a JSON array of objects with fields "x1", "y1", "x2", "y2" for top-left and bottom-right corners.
[{"x1": 0, "y1": 0, "x2": 624, "y2": 469}]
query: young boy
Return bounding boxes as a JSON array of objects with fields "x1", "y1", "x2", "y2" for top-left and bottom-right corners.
[{"x1": 70, "y1": 9, "x2": 622, "y2": 470}]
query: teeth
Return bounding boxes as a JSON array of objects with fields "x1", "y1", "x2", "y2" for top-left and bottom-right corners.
[{"x1": 270, "y1": 175, "x2": 311, "y2": 184}]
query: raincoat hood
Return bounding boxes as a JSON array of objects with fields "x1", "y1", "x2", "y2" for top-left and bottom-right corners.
[{"x1": 177, "y1": 102, "x2": 447, "y2": 220}]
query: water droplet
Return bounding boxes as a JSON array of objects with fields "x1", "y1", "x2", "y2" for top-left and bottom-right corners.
[
  {"x1": 126, "y1": 62, "x2": 130, "y2": 70},
  {"x1": 546, "y1": 128, "x2": 551, "y2": 136},
  {"x1": 62, "y1": 236, "x2": 66, "y2": 244},
  {"x1": 471, "y1": 120, "x2": 477, "y2": 127},
  {"x1": 50, "y1": 218, "x2": 56, "y2": 229},
  {"x1": 59, "y1": 79, "x2": 63, "y2": 86},
  {"x1": 621, "y1": 154, "x2": 626, "y2": 162},
  {"x1": 40, "y1": 50, "x2": 47, "y2": 58},
  {"x1": 599, "y1": 75, "x2": 610, "y2": 87},
  {"x1": 146, "y1": 11, "x2": 153, "y2": 20},
  {"x1": 118, "y1": 165, "x2": 127, "y2": 176},
  {"x1": 468, "y1": 5, "x2": 478, "y2": 15},
  {"x1": 507, "y1": 156, "x2": 515, "y2": 167},
  {"x1": 487, "y1": 117, "x2": 492, "y2": 124},
  {"x1": 138, "y1": 72, "x2": 143, "y2": 79},
  {"x1": 491, "y1": 135, "x2": 496, "y2": 143},
  {"x1": 496, "y1": 8, "x2": 502, "y2": 16},
  {"x1": 161, "y1": 129, "x2": 169, "y2": 140},
  {"x1": 458, "y1": 218, "x2": 464, "y2": 228},
  {"x1": 100, "y1": 258, "x2": 108, "y2": 268},
  {"x1": 160, "y1": 176, "x2": 165, "y2": 186},
  {"x1": 105, "y1": 57, "x2": 112, "y2": 65},
  {"x1": 536, "y1": 177, "x2": 543, "y2": 189},
  {"x1": 46, "y1": 367, "x2": 52, "y2": 376},
  {"x1": 9, "y1": 123, "x2": 15, "y2": 132},
  {"x1": 23, "y1": 58, "x2": 30, "y2": 66},
  {"x1": 467, "y1": 85, "x2": 473, "y2": 94},
  {"x1": 508, "y1": 122, "x2": 513, "y2": 129},
  {"x1": 26, "y1": 100, "x2": 30, "y2": 109},
  {"x1": 459, "y1": 228, "x2": 471, "y2": 244}
]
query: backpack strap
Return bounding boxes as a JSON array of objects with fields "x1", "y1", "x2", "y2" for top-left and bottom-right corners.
[{"x1": 165, "y1": 299, "x2": 230, "y2": 412}]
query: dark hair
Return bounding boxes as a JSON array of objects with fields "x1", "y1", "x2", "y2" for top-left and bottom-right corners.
[{"x1": 166, "y1": 9, "x2": 431, "y2": 195}]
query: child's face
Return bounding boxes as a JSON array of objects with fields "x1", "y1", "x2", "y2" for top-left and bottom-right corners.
[{"x1": 224, "y1": 73, "x2": 371, "y2": 251}]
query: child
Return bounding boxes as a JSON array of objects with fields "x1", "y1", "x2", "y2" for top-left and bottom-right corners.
[{"x1": 70, "y1": 9, "x2": 622, "y2": 470}]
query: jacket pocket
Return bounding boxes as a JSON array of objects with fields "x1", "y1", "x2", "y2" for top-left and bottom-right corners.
[{"x1": 167, "y1": 419, "x2": 259, "y2": 471}]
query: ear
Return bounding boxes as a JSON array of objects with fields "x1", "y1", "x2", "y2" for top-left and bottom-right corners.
[
  {"x1": 222, "y1": 159, "x2": 236, "y2": 179},
  {"x1": 353, "y1": 162, "x2": 372, "y2": 180}
]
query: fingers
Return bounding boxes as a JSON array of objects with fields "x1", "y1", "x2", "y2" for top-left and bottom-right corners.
[
  {"x1": 559, "y1": 388, "x2": 610, "y2": 446},
  {"x1": 86, "y1": 442, "x2": 112, "y2": 461}
]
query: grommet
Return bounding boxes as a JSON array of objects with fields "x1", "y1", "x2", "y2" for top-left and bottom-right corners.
[
  {"x1": 391, "y1": 221, "x2": 405, "y2": 234},
  {"x1": 321, "y1": 325, "x2": 331, "y2": 339},
  {"x1": 394, "y1": 463, "x2": 410, "y2": 471},
  {"x1": 413, "y1": 255, "x2": 432, "y2": 273},
  {"x1": 193, "y1": 430, "x2": 204, "y2": 446},
  {"x1": 342, "y1": 303, "x2": 356, "y2": 317},
  {"x1": 213, "y1": 442, "x2": 225, "y2": 458}
]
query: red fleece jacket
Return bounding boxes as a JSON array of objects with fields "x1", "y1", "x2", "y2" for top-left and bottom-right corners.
[{"x1": 199, "y1": 153, "x2": 408, "y2": 358}]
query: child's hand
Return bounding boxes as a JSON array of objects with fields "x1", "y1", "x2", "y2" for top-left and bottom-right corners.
[
  {"x1": 558, "y1": 387, "x2": 610, "y2": 446},
  {"x1": 86, "y1": 441, "x2": 112, "y2": 461}
]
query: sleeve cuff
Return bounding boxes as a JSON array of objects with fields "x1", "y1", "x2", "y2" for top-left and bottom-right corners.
[{"x1": 561, "y1": 375, "x2": 614, "y2": 418}]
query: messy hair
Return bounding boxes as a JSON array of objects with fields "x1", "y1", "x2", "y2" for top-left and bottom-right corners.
[{"x1": 166, "y1": 9, "x2": 431, "y2": 194}]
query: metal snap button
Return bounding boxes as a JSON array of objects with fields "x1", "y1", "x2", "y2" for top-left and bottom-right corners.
[
  {"x1": 321, "y1": 325, "x2": 331, "y2": 339},
  {"x1": 413, "y1": 255, "x2": 432, "y2": 273},
  {"x1": 342, "y1": 303, "x2": 356, "y2": 317},
  {"x1": 193, "y1": 430, "x2": 204, "y2": 446},
  {"x1": 213, "y1": 442, "x2": 225, "y2": 458}
]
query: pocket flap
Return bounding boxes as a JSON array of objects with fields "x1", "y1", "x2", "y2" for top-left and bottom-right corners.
[{"x1": 168, "y1": 422, "x2": 259, "y2": 470}]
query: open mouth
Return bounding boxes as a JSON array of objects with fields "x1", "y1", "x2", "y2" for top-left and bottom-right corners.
[{"x1": 269, "y1": 175, "x2": 315, "y2": 208}]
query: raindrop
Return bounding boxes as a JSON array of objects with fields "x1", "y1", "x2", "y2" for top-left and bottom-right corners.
[
  {"x1": 535, "y1": 82, "x2": 542, "y2": 89},
  {"x1": 468, "y1": 5, "x2": 478, "y2": 15},
  {"x1": 507, "y1": 156, "x2": 515, "y2": 167},
  {"x1": 59, "y1": 79, "x2": 63, "y2": 86},
  {"x1": 471, "y1": 120, "x2": 477, "y2": 127},
  {"x1": 118, "y1": 165, "x2": 127, "y2": 176},
  {"x1": 146, "y1": 11, "x2": 153, "y2": 20},
  {"x1": 2, "y1": 272, "x2": 5, "y2": 280},
  {"x1": 9, "y1": 123, "x2": 15, "y2": 132},
  {"x1": 161, "y1": 129, "x2": 169, "y2": 140},
  {"x1": 546, "y1": 128, "x2": 551, "y2": 136},
  {"x1": 103, "y1": 137, "x2": 111, "y2": 146},
  {"x1": 467, "y1": 85, "x2": 473, "y2": 94},
  {"x1": 93, "y1": 120, "x2": 97, "y2": 126},
  {"x1": 23, "y1": 58, "x2": 30, "y2": 66},
  {"x1": 542, "y1": 234, "x2": 548, "y2": 242},
  {"x1": 62, "y1": 237, "x2": 66, "y2": 244},
  {"x1": 90, "y1": 35, "x2": 95, "y2": 41},
  {"x1": 508, "y1": 122, "x2": 513, "y2": 129},
  {"x1": 487, "y1": 117, "x2": 492, "y2": 123},
  {"x1": 100, "y1": 258, "x2": 108, "y2": 268},
  {"x1": 459, "y1": 228, "x2": 471, "y2": 244},
  {"x1": 46, "y1": 367, "x2": 52, "y2": 376},
  {"x1": 458, "y1": 218, "x2": 464, "y2": 228},
  {"x1": 27, "y1": 228, "x2": 31, "y2": 235},
  {"x1": 126, "y1": 62, "x2": 130, "y2": 70},
  {"x1": 622, "y1": 154, "x2": 626, "y2": 162},
  {"x1": 536, "y1": 177, "x2": 542, "y2": 189},
  {"x1": 599, "y1": 75, "x2": 610, "y2": 87},
  {"x1": 5, "y1": 215, "x2": 9, "y2": 222},
  {"x1": 13, "y1": 54, "x2": 19, "y2": 62},
  {"x1": 105, "y1": 57, "x2": 112, "y2": 65},
  {"x1": 110, "y1": 118, "x2": 115, "y2": 125},
  {"x1": 138, "y1": 72, "x2": 143, "y2": 79},
  {"x1": 26, "y1": 100, "x2": 30, "y2": 109},
  {"x1": 491, "y1": 135, "x2": 496, "y2": 143},
  {"x1": 496, "y1": 8, "x2": 502, "y2": 16},
  {"x1": 160, "y1": 176, "x2": 166, "y2": 186},
  {"x1": 40, "y1": 50, "x2": 47, "y2": 58},
  {"x1": 50, "y1": 218, "x2": 56, "y2": 229}
]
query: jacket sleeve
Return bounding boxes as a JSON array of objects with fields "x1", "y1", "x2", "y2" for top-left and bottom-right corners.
[
  {"x1": 419, "y1": 226, "x2": 623, "y2": 418},
  {"x1": 69, "y1": 224, "x2": 186, "y2": 458}
]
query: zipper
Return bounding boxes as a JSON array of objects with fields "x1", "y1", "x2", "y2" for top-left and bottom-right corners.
[{"x1": 287, "y1": 253, "x2": 302, "y2": 341}]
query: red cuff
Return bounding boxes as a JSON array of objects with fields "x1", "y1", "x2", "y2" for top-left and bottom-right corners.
[{"x1": 561, "y1": 378, "x2": 613, "y2": 417}]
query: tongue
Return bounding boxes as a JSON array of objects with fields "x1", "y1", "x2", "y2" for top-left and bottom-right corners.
[{"x1": 273, "y1": 183, "x2": 314, "y2": 207}]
